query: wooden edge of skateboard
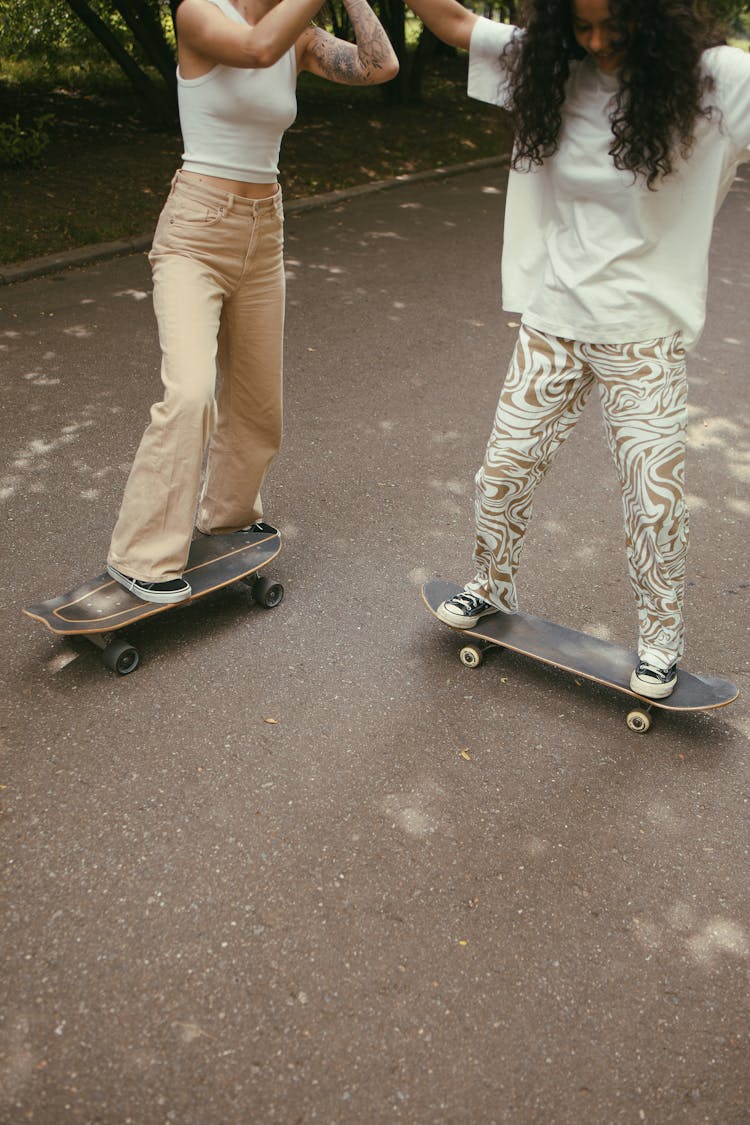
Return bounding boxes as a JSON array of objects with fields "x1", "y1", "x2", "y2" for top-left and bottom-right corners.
[
  {"x1": 23, "y1": 534, "x2": 282, "y2": 636},
  {"x1": 420, "y1": 583, "x2": 739, "y2": 714},
  {"x1": 22, "y1": 605, "x2": 85, "y2": 635},
  {"x1": 462, "y1": 623, "x2": 738, "y2": 713}
]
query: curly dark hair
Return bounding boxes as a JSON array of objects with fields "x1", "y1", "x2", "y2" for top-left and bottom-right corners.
[{"x1": 502, "y1": 0, "x2": 726, "y2": 187}]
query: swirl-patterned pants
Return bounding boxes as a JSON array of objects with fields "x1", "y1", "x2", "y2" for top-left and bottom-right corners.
[{"x1": 465, "y1": 325, "x2": 689, "y2": 668}]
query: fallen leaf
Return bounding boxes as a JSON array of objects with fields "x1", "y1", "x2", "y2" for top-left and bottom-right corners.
[
  {"x1": 263, "y1": 717, "x2": 279, "y2": 725},
  {"x1": 459, "y1": 749, "x2": 471, "y2": 761}
]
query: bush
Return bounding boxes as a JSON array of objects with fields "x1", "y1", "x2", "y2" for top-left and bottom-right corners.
[{"x1": 0, "y1": 112, "x2": 55, "y2": 167}]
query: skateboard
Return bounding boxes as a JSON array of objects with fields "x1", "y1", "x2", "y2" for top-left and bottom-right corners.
[
  {"x1": 422, "y1": 580, "x2": 738, "y2": 732},
  {"x1": 23, "y1": 525, "x2": 283, "y2": 675}
]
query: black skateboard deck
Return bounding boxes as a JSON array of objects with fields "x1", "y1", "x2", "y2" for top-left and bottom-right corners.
[
  {"x1": 24, "y1": 526, "x2": 282, "y2": 674},
  {"x1": 422, "y1": 580, "x2": 738, "y2": 732}
]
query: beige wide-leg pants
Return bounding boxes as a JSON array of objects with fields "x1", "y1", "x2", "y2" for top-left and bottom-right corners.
[
  {"x1": 108, "y1": 171, "x2": 285, "y2": 582},
  {"x1": 465, "y1": 325, "x2": 689, "y2": 669}
]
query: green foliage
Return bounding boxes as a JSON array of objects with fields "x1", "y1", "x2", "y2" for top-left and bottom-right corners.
[
  {"x1": 1, "y1": 0, "x2": 747, "y2": 120},
  {"x1": 0, "y1": 112, "x2": 55, "y2": 167},
  {"x1": 709, "y1": 0, "x2": 750, "y2": 25},
  {"x1": 0, "y1": 0, "x2": 172, "y2": 62},
  {"x1": 0, "y1": 53, "x2": 138, "y2": 93},
  {"x1": 0, "y1": 0, "x2": 177, "y2": 126},
  {"x1": 0, "y1": 0, "x2": 91, "y2": 58}
]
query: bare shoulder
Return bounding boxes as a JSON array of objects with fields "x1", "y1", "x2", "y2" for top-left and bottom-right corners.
[
  {"x1": 176, "y1": 0, "x2": 244, "y2": 69},
  {"x1": 176, "y1": 0, "x2": 225, "y2": 34},
  {"x1": 178, "y1": 0, "x2": 223, "y2": 16}
]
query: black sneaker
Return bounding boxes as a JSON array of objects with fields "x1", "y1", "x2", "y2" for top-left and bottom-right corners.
[
  {"x1": 107, "y1": 564, "x2": 192, "y2": 604},
  {"x1": 241, "y1": 521, "x2": 279, "y2": 535},
  {"x1": 435, "y1": 590, "x2": 498, "y2": 628},
  {"x1": 630, "y1": 660, "x2": 678, "y2": 699}
]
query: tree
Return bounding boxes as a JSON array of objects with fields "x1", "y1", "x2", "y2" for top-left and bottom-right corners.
[
  {"x1": 331, "y1": 0, "x2": 521, "y2": 104},
  {"x1": 1, "y1": 0, "x2": 747, "y2": 122},
  {"x1": 0, "y1": 0, "x2": 177, "y2": 127},
  {"x1": 65, "y1": 0, "x2": 177, "y2": 124},
  {"x1": 0, "y1": 0, "x2": 521, "y2": 115},
  {"x1": 710, "y1": 0, "x2": 750, "y2": 26},
  {"x1": 328, "y1": 0, "x2": 750, "y2": 106}
]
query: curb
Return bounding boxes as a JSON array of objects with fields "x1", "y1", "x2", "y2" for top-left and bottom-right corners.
[{"x1": 0, "y1": 156, "x2": 508, "y2": 286}]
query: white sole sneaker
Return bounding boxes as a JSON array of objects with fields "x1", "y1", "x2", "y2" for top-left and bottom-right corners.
[
  {"x1": 107, "y1": 564, "x2": 192, "y2": 605},
  {"x1": 435, "y1": 597, "x2": 498, "y2": 629},
  {"x1": 629, "y1": 664, "x2": 677, "y2": 700}
]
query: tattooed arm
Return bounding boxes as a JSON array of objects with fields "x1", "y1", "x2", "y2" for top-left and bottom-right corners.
[{"x1": 297, "y1": 0, "x2": 399, "y2": 85}]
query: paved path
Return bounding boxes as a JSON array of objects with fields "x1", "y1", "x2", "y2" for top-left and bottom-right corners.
[{"x1": 1, "y1": 165, "x2": 749, "y2": 1124}]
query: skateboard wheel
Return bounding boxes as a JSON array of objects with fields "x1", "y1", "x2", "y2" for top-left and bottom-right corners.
[
  {"x1": 252, "y1": 576, "x2": 284, "y2": 609},
  {"x1": 459, "y1": 645, "x2": 483, "y2": 668},
  {"x1": 626, "y1": 709, "x2": 651, "y2": 733},
  {"x1": 101, "y1": 639, "x2": 140, "y2": 676}
]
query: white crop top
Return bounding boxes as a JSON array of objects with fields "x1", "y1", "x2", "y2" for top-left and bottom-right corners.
[{"x1": 177, "y1": 0, "x2": 297, "y2": 183}]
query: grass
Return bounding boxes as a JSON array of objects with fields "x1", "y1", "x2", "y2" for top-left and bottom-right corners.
[{"x1": 0, "y1": 55, "x2": 513, "y2": 267}]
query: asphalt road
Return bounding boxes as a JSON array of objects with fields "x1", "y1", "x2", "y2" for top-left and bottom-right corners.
[{"x1": 1, "y1": 164, "x2": 749, "y2": 1124}]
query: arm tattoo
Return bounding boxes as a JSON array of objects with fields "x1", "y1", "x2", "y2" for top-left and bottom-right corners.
[{"x1": 307, "y1": 3, "x2": 392, "y2": 84}]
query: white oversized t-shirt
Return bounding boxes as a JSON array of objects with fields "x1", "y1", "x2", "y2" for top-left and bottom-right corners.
[{"x1": 468, "y1": 17, "x2": 750, "y2": 348}]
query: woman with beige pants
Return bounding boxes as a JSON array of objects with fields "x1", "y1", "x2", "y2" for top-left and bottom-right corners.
[{"x1": 107, "y1": 0, "x2": 398, "y2": 604}]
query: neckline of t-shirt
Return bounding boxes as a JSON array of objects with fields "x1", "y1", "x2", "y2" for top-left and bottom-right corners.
[{"x1": 578, "y1": 54, "x2": 621, "y2": 92}]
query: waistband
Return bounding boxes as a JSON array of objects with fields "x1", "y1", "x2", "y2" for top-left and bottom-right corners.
[{"x1": 170, "y1": 169, "x2": 283, "y2": 215}]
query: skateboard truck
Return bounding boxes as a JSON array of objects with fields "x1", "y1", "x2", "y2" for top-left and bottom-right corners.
[{"x1": 86, "y1": 631, "x2": 141, "y2": 675}]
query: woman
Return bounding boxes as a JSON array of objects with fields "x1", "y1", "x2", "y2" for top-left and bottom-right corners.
[
  {"x1": 106, "y1": 0, "x2": 398, "y2": 604},
  {"x1": 406, "y1": 0, "x2": 750, "y2": 699}
]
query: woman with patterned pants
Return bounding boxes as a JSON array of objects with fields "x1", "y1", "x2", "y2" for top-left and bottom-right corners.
[
  {"x1": 405, "y1": 0, "x2": 750, "y2": 699},
  {"x1": 467, "y1": 328, "x2": 688, "y2": 680}
]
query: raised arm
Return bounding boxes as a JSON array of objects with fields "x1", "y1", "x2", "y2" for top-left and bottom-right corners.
[
  {"x1": 176, "y1": 0, "x2": 327, "y2": 71},
  {"x1": 405, "y1": 0, "x2": 477, "y2": 51},
  {"x1": 297, "y1": 0, "x2": 399, "y2": 85}
]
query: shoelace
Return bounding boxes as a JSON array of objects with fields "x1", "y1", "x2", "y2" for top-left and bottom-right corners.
[
  {"x1": 450, "y1": 593, "x2": 486, "y2": 613},
  {"x1": 635, "y1": 661, "x2": 675, "y2": 683}
]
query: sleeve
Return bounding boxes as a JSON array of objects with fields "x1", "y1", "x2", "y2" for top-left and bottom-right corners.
[
  {"x1": 467, "y1": 16, "x2": 519, "y2": 110},
  {"x1": 705, "y1": 46, "x2": 750, "y2": 155}
]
